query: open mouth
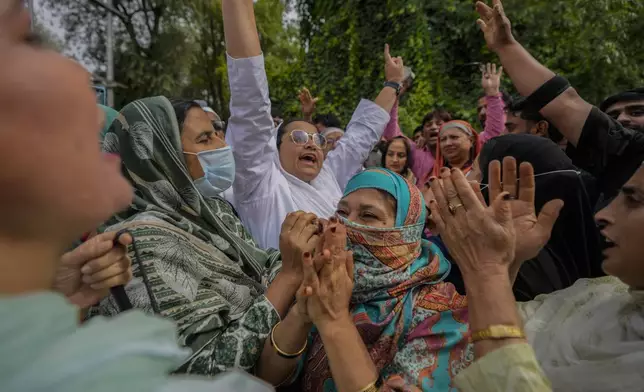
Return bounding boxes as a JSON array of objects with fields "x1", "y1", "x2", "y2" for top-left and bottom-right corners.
[
  {"x1": 299, "y1": 152, "x2": 318, "y2": 166},
  {"x1": 600, "y1": 231, "x2": 617, "y2": 255}
]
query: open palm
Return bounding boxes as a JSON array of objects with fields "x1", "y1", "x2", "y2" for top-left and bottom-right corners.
[
  {"x1": 479, "y1": 158, "x2": 563, "y2": 265},
  {"x1": 475, "y1": 0, "x2": 516, "y2": 52}
]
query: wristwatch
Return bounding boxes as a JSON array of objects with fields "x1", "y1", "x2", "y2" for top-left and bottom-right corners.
[{"x1": 384, "y1": 81, "x2": 402, "y2": 96}]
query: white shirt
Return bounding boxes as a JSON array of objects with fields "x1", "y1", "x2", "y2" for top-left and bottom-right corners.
[{"x1": 226, "y1": 54, "x2": 390, "y2": 250}]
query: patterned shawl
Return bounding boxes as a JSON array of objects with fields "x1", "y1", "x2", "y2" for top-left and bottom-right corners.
[
  {"x1": 99, "y1": 104, "x2": 119, "y2": 142},
  {"x1": 301, "y1": 169, "x2": 472, "y2": 391},
  {"x1": 96, "y1": 96, "x2": 281, "y2": 375}
]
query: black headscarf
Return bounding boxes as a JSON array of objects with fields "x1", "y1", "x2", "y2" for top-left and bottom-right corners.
[{"x1": 478, "y1": 134, "x2": 604, "y2": 300}]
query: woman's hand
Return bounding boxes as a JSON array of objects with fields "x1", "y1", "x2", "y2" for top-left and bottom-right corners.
[
  {"x1": 298, "y1": 221, "x2": 354, "y2": 332},
  {"x1": 298, "y1": 87, "x2": 319, "y2": 119},
  {"x1": 475, "y1": 0, "x2": 517, "y2": 53},
  {"x1": 485, "y1": 157, "x2": 564, "y2": 265},
  {"x1": 480, "y1": 62, "x2": 503, "y2": 97},
  {"x1": 54, "y1": 232, "x2": 133, "y2": 309},
  {"x1": 279, "y1": 211, "x2": 322, "y2": 285},
  {"x1": 428, "y1": 167, "x2": 515, "y2": 279}
]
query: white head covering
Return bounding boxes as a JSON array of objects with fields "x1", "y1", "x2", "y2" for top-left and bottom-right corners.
[
  {"x1": 439, "y1": 121, "x2": 473, "y2": 137},
  {"x1": 321, "y1": 127, "x2": 345, "y2": 138}
]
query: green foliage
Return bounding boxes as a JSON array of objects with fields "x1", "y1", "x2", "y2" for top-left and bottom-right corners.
[
  {"x1": 46, "y1": 0, "x2": 643, "y2": 131},
  {"x1": 294, "y1": 0, "x2": 644, "y2": 133}
]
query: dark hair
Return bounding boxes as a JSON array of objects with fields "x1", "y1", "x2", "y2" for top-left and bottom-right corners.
[
  {"x1": 170, "y1": 99, "x2": 202, "y2": 131},
  {"x1": 271, "y1": 104, "x2": 283, "y2": 119},
  {"x1": 509, "y1": 97, "x2": 564, "y2": 143},
  {"x1": 412, "y1": 126, "x2": 423, "y2": 136},
  {"x1": 599, "y1": 87, "x2": 644, "y2": 112},
  {"x1": 422, "y1": 108, "x2": 452, "y2": 126},
  {"x1": 275, "y1": 118, "x2": 316, "y2": 150},
  {"x1": 312, "y1": 113, "x2": 342, "y2": 129},
  {"x1": 381, "y1": 136, "x2": 414, "y2": 177}
]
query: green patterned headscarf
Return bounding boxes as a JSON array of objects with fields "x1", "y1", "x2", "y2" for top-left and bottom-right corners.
[
  {"x1": 99, "y1": 104, "x2": 119, "y2": 142},
  {"x1": 98, "y1": 96, "x2": 281, "y2": 376}
]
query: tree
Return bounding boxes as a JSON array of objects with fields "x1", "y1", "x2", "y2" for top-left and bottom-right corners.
[
  {"x1": 45, "y1": 0, "x2": 298, "y2": 114},
  {"x1": 45, "y1": 0, "x2": 643, "y2": 126},
  {"x1": 45, "y1": 0, "x2": 198, "y2": 108},
  {"x1": 294, "y1": 0, "x2": 644, "y2": 133}
]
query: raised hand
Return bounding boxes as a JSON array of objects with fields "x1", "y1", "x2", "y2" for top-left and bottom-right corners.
[
  {"x1": 384, "y1": 44, "x2": 405, "y2": 84},
  {"x1": 475, "y1": 0, "x2": 516, "y2": 52},
  {"x1": 298, "y1": 87, "x2": 319, "y2": 118},
  {"x1": 486, "y1": 157, "x2": 564, "y2": 266},
  {"x1": 428, "y1": 167, "x2": 516, "y2": 278},
  {"x1": 481, "y1": 63, "x2": 503, "y2": 96},
  {"x1": 54, "y1": 231, "x2": 133, "y2": 309},
  {"x1": 279, "y1": 211, "x2": 322, "y2": 283}
]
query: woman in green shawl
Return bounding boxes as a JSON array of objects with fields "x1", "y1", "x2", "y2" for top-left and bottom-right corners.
[{"x1": 96, "y1": 96, "x2": 319, "y2": 376}]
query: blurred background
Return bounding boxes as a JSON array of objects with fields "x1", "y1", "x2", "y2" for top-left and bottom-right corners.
[{"x1": 33, "y1": 0, "x2": 644, "y2": 133}]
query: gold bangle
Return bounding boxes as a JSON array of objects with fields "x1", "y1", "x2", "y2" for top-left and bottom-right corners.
[
  {"x1": 270, "y1": 321, "x2": 307, "y2": 359},
  {"x1": 471, "y1": 324, "x2": 525, "y2": 343},
  {"x1": 356, "y1": 381, "x2": 379, "y2": 392}
]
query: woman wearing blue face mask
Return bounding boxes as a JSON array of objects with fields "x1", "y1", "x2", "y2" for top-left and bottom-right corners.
[{"x1": 97, "y1": 96, "x2": 321, "y2": 377}]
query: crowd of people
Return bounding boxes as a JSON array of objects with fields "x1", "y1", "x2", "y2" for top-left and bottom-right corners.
[{"x1": 2, "y1": 0, "x2": 644, "y2": 391}]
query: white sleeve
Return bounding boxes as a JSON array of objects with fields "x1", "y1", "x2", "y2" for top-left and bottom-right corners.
[
  {"x1": 324, "y1": 99, "x2": 390, "y2": 190},
  {"x1": 226, "y1": 54, "x2": 280, "y2": 201}
]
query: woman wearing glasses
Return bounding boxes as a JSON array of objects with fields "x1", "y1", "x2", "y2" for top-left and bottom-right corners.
[{"x1": 223, "y1": 0, "x2": 405, "y2": 250}]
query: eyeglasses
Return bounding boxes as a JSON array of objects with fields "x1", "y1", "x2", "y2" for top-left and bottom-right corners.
[
  {"x1": 290, "y1": 129, "x2": 327, "y2": 149},
  {"x1": 472, "y1": 169, "x2": 582, "y2": 191}
]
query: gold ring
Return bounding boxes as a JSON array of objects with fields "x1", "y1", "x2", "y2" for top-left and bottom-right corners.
[{"x1": 448, "y1": 203, "x2": 464, "y2": 215}]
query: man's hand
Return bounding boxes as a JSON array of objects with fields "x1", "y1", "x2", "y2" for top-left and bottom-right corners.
[
  {"x1": 384, "y1": 44, "x2": 405, "y2": 84},
  {"x1": 298, "y1": 87, "x2": 319, "y2": 119},
  {"x1": 481, "y1": 63, "x2": 503, "y2": 96},
  {"x1": 475, "y1": 0, "x2": 517, "y2": 52},
  {"x1": 54, "y1": 232, "x2": 133, "y2": 309}
]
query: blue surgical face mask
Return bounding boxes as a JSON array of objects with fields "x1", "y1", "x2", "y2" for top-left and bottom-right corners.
[{"x1": 184, "y1": 146, "x2": 235, "y2": 197}]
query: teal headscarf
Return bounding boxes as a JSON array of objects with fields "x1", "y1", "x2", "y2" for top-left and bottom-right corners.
[
  {"x1": 99, "y1": 105, "x2": 119, "y2": 142},
  {"x1": 342, "y1": 168, "x2": 426, "y2": 227},
  {"x1": 301, "y1": 168, "x2": 471, "y2": 391}
]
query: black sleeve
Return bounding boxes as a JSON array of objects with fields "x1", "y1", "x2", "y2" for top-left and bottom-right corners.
[{"x1": 566, "y1": 107, "x2": 644, "y2": 200}]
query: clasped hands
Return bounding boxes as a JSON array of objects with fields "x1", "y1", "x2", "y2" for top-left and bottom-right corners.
[{"x1": 279, "y1": 212, "x2": 353, "y2": 330}]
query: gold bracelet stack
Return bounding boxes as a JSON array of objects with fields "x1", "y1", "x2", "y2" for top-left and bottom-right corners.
[
  {"x1": 270, "y1": 321, "x2": 307, "y2": 359},
  {"x1": 471, "y1": 324, "x2": 525, "y2": 343}
]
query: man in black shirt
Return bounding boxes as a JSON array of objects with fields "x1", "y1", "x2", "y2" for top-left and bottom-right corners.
[{"x1": 476, "y1": 0, "x2": 644, "y2": 203}]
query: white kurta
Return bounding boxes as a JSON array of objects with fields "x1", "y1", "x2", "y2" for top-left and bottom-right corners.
[{"x1": 226, "y1": 54, "x2": 390, "y2": 249}]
